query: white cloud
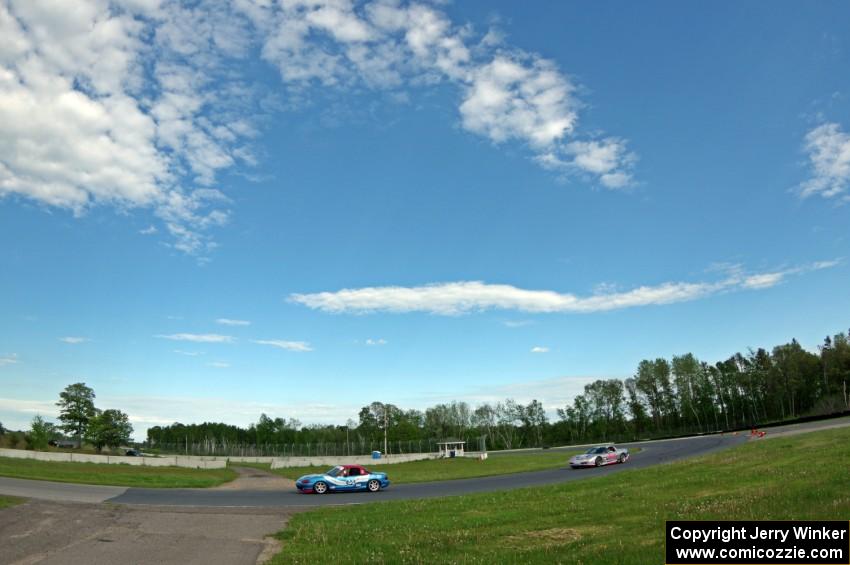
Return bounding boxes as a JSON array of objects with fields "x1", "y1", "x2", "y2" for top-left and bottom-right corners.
[
  {"x1": 0, "y1": 0, "x2": 638, "y2": 259},
  {"x1": 252, "y1": 339, "x2": 313, "y2": 352},
  {"x1": 240, "y1": 0, "x2": 633, "y2": 188},
  {"x1": 365, "y1": 338, "x2": 387, "y2": 346},
  {"x1": 173, "y1": 349, "x2": 203, "y2": 356},
  {"x1": 502, "y1": 320, "x2": 533, "y2": 328},
  {"x1": 155, "y1": 333, "x2": 234, "y2": 343},
  {"x1": 530, "y1": 346, "x2": 549, "y2": 353},
  {"x1": 290, "y1": 261, "x2": 838, "y2": 315},
  {"x1": 215, "y1": 318, "x2": 251, "y2": 326},
  {"x1": 742, "y1": 272, "x2": 785, "y2": 290},
  {"x1": 459, "y1": 54, "x2": 576, "y2": 148},
  {"x1": 537, "y1": 137, "x2": 637, "y2": 189},
  {"x1": 206, "y1": 361, "x2": 230, "y2": 368},
  {"x1": 0, "y1": 0, "x2": 257, "y2": 256},
  {"x1": 0, "y1": 353, "x2": 19, "y2": 366},
  {"x1": 811, "y1": 259, "x2": 841, "y2": 270},
  {"x1": 139, "y1": 225, "x2": 158, "y2": 235},
  {"x1": 59, "y1": 336, "x2": 89, "y2": 344},
  {"x1": 799, "y1": 122, "x2": 850, "y2": 200}
]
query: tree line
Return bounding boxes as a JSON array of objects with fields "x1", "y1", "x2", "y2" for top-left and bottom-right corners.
[
  {"x1": 7, "y1": 383, "x2": 135, "y2": 453},
  {"x1": 146, "y1": 329, "x2": 850, "y2": 453}
]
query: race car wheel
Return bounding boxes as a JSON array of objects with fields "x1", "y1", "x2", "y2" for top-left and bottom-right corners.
[
  {"x1": 618, "y1": 454, "x2": 626, "y2": 464},
  {"x1": 594, "y1": 457, "x2": 603, "y2": 467},
  {"x1": 367, "y1": 479, "x2": 381, "y2": 492},
  {"x1": 314, "y1": 481, "x2": 328, "y2": 494}
]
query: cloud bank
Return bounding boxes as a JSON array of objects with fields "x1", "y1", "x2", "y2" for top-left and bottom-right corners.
[
  {"x1": 289, "y1": 261, "x2": 838, "y2": 315},
  {"x1": 1, "y1": 0, "x2": 635, "y2": 257}
]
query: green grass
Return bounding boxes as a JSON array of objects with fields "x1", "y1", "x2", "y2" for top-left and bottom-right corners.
[
  {"x1": 0, "y1": 495, "x2": 25, "y2": 509},
  {"x1": 0, "y1": 457, "x2": 237, "y2": 488},
  {"x1": 271, "y1": 428, "x2": 850, "y2": 564},
  {"x1": 271, "y1": 451, "x2": 586, "y2": 484}
]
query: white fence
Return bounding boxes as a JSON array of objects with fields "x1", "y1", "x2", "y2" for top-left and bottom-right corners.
[
  {"x1": 0, "y1": 448, "x2": 436, "y2": 469},
  {"x1": 0, "y1": 448, "x2": 226, "y2": 469},
  {"x1": 269, "y1": 453, "x2": 434, "y2": 469}
]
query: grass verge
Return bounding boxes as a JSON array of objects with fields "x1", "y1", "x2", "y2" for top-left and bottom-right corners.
[
  {"x1": 228, "y1": 461, "x2": 272, "y2": 471},
  {"x1": 0, "y1": 495, "x2": 25, "y2": 509},
  {"x1": 271, "y1": 451, "x2": 589, "y2": 484},
  {"x1": 0, "y1": 457, "x2": 237, "y2": 488},
  {"x1": 271, "y1": 428, "x2": 850, "y2": 564}
]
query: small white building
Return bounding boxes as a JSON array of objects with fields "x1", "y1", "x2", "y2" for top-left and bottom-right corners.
[{"x1": 436, "y1": 440, "x2": 466, "y2": 458}]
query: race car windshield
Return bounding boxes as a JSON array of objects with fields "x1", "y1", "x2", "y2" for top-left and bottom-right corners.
[
  {"x1": 586, "y1": 447, "x2": 608, "y2": 454},
  {"x1": 326, "y1": 466, "x2": 344, "y2": 477}
]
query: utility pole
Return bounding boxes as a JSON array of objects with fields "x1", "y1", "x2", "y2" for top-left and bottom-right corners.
[{"x1": 383, "y1": 406, "x2": 388, "y2": 455}]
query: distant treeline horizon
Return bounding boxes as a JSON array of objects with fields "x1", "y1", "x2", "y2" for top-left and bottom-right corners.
[{"x1": 145, "y1": 327, "x2": 850, "y2": 454}]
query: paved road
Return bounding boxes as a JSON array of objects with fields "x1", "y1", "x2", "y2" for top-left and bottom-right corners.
[
  {"x1": 2, "y1": 416, "x2": 847, "y2": 508},
  {"x1": 107, "y1": 432, "x2": 748, "y2": 507},
  {"x1": 0, "y1": 501, "x2": 298, "y2": 565}
]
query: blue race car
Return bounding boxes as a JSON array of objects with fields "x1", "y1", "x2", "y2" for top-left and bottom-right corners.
[{"x1": 295, "y1": 464, "x2": 390, "y2": 494}]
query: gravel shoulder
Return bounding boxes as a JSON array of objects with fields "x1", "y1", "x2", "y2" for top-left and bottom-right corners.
[{"x1": 213, "y1": 466, "x2": 295, "y2": 491}]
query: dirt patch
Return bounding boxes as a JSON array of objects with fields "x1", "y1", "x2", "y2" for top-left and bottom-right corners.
[
  {"x1": 501, "y1": 527, "x2": 583, "y2": 549},
  {"x1": 0, "y1": 500, "x2": 303, "y2": 565},
  {"x1": 214, "y1": 466, "x2": 294, "y2": 491}
]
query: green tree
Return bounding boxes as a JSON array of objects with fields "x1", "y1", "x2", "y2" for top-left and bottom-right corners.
[
  {"x1": 583, "y1": 380, "x2": 626, "y2": 438},
  {"x1": 635, "y1": 359, "x2": 674, "y2": 431},
  {"x1": 28, "y1": 415, "x2": 54, "y2": 450},
  {"x1": 522, "y1": 399, "x2": 548, "y2": 446},
  {"x1": 85, "y1": 409, "x2": 133, "y2": 453},
  {"x1": 56, "y1": 382, "x2": 96, "y2": 447},
  {"x1": 624, "y1": 377, "x2": 649, "y2": 435},
  {"x1": 358, "y1": 402, "x2": 402, "y2": 453},
  {"x1": 672, "y1": 353, "x2": 706, "y2": 431}
]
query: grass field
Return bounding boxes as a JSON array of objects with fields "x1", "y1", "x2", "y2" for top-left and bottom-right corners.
[
  {"x1": 271, "y1": 427, "x2": 850, "y2": 564},
  {"x1": 270, "y1": 451, "x2": 587, "y2": 484},
  {"x1": 0, "y1": 495, "x2": 24, "y2": 509},
  {"x1": 0, "y1": 457, "x2": 237, "y2": 488}
]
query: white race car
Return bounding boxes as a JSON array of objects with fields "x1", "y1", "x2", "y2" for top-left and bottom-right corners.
[{"x1": 569, "y1": 445, "x2": 629, "y2": 468}]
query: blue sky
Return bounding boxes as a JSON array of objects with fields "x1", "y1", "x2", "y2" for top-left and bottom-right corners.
[{"x1": 1, "y1": 0, "x2": 849, "y2": 438}]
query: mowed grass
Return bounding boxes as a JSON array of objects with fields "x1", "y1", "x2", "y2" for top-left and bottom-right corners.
[
  {"x1": 0, "y1": 457, "x2": 237, "y2": 488},
  {"x1": 271, "y1": 451, "x2": 584, "y2": 484},
  {"x1": 0, "y1": 495, "x2": 25, "y2": 509},
  {"x1": 271, "y1": 428, "x2": 850, "y2": 564}
]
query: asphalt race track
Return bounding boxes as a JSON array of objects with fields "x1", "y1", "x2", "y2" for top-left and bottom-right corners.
[
  {"x1": 103, "y1": 433, "x2": 743, "y2": 507},
  {"x1": 3, "y1": 417, "x2": 848, "y2": 508}
]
